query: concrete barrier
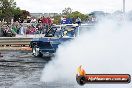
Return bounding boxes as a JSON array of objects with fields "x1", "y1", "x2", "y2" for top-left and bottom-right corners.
[{"x1": 0, "y1": 37, "x2": 33, "y2": 47}]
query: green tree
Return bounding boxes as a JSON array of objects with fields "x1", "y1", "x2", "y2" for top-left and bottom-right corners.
[
  {"x1": 62, "y1": 7, "x2": 72, "y2": 15},
  {"x1": 12, "y1": 7, "x2": 21, "y2": 21},
  {"x1": 20, "y1": 10, "x2": 30, "y2": 19},
  {"x1": 68, "y1": 11, "x2": 89, "y2": 22},
  {"x1": 0, "y1": 0, "x2": 30, "y2": 23},
  {"x1": 53, "y1": 15, "x2": 61, "y2": 24},
  {"x1": 0, "y1": 0, "x2": 16, "y2": 22}
]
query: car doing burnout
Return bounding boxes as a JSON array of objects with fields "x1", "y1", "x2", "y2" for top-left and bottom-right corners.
[{"x1": 30, "y1": 24, "x2": 79, "y2": 57}]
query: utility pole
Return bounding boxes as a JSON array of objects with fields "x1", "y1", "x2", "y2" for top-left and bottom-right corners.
[{"x1": 123, "y1": 0, "x2": 125, "y2": 13}]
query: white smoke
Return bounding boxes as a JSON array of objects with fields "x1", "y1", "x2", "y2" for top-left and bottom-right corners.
[{"x1": 41, "y1": 15, "x2": 132, "y2": 88}]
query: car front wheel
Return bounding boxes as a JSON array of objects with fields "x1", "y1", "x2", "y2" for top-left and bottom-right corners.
[{"x1": 32, "y1": 47, "x2": 43, "y2": 57}]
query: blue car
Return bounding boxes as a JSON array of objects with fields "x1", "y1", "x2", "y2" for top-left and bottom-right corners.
[{"x1": 30, "y1": 24, "x2": 79, "y2": 57}]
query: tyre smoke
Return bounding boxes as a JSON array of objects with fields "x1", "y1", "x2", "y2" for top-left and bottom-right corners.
[{"x1": 41, "y1": 15, "x2": 132, "y2": 88}]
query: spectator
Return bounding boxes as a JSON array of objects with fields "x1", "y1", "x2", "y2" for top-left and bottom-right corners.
[
  {"x1": 18, "y1": 18, "x2": 24, "y2": 23},
  {"x1": 30, "y1": 17, "x2": 37, "y2": 23},
  {"x1": 27, "y1": 18, "x2": 31, "y2": 23},
  {"x1": 47, "y1": 17, "x2": 53, "y2": 26},
  {"x1": 66, "y1": 18, "x2": 73, "y2": 24},
  {"x1": 61, "y1": 16, "x2": 67, "y2": 24},
  {"x1": 42, "y1": 16, "x2": 48, "y2": 25},
  {"x1": 19, "y1": 24, "x2": 25, "y2": 35},
  {"x1": 36, "y1": 23, "x2": 44, "y2": 34},
  {"x1": 30, "y1": 25, "x2": 36, "y2": 34},
  {"x1": 38, "y1": 17, "x2": 42, "y2": 23},
  {"x1": 75, "y1": 17, "x2": 81, "y2": 26}
]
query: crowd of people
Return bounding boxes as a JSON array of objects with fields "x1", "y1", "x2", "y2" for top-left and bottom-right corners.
[
  {"x1": 0, "y1": 23, "x2": 53, "y2": 37},
  {"x1": 26, "y1": 16, "x2": 53, "y2": 25},
  {"x1": 0, "y1": 16, "x2": 84, "y2": 37},
  {"x1": 0, "y1": 16, "x2": 55, "y2": 37}
]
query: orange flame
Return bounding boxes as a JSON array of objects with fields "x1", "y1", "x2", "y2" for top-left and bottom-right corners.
[{"x1": 77, "y1": 65, "x2": 86, "y2": 76}]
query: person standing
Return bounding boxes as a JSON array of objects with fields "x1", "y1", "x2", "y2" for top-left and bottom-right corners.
[
  {"x1": 75, "y1": 17, "x2": 81, "y2": 26},
  {"x1": 61, "y1": 16, "x2": 67, "y2": 24},
  {"x1": 47, "y1": 17, "x2": 53, "y2": 26}
]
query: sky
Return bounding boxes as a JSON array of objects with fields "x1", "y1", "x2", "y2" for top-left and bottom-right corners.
[{"x1": 15, "y1": 0, "x2": 132, "y2": 14}]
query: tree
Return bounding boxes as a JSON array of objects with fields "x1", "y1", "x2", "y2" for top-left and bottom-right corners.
[
  {"x1": 20, "y1": 10, "x2": 30, "y2": 19},
  {"x1": 0, "y1": 0, "x2": 16, "y2": 8},
  {"x1": 53, "y1": 8, "x2": 89, "y2": 24},
  {"x1": 12, "y1": 7, "x2": 21, "y2": 21},
  {"x1": 62, "y1": 7, "x2": 72, "y2": 15},
  {"x1": 0, "y1": 0, "x2": 30, "y2": 23},
  {"x1": 67, "y1": 11, "x2": 89, "y2": 22},
  {"x1": 0, "y1": 0, "x2": 16, "y2": 22},
  {"x1": 89, "y1": 11, "x2": 105, "y2": 17},
  {"x1": 53, "y1": 15, "x2": 61, "y2": 24},
  {"x1": 12, "y1": 9, "x2": 30, "y2": 22}
]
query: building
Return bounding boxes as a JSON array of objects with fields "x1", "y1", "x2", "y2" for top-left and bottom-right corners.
[
  {"x1": 30, "y1": 13, "x2": 61, "y2": 18},
  {"x1": 30, "y1": 13, "x2": 43, "y2": 18},
  {"x1": 43, "y1": 13, "x2": 61, "y2": 17}
]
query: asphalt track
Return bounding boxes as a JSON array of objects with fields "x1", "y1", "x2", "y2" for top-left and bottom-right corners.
[{"x1": 0, "y1": 51, "x2": 77, "y2": 88}]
